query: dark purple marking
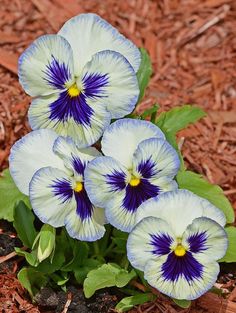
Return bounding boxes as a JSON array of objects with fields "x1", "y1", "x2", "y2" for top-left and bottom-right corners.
[
  {"x1": 106, "y1": 170, "x2": 126, "y2": 192},
  {"x1": 150, "y1": 233, "x2": 173, "y2": 256},
  {"x1": 51, "y1": 178, "x2": 93, "y2": 221},
  {"x1": 51, "y1": 178, "x2": 73, "y2": 203},
  {"x1": 161, "y1": 251, "x2": 203, "y2": 282},
  {"x1": 82, "y1": 72, "x2": 109, "y2": 98},
  {"x1": 123, "y1": 179, "x2": 159, "y2": 213},
  {"x1": 137, "y1": 158, "x2": 157, "y2": 179},
  {"x1": 74, "y1": 187, "x2": 93, "y2": 220},
  {"x1": 49, "y1": 72, "x2": 109, "y2": 125},
  {"x1": 72, "y1": 156, "x2": 86, "y2": 176},
  {"x1": 44, "y1": 56, "x2": 71, "y2": 89},
  {"x1": 49, "y1": 91, "x2": 94, "y2": 125},
  {"x1": 187, "y1": 231, "x2": 208, "y2": 253}
]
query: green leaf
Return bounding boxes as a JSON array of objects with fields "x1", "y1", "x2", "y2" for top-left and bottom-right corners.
[
  {"x1": 220, "y1": 227, "x2": 236, "y2": 262},
  {"x1": 116, "y1": 293, "x2": 156, "y2": 312},
  {"x1": 136, "y1": 48, "x2": 152, "y2": 101},
  {"x1": 13, "y1": 201, "x2": 37, "y2": 248},
  {"x1": 74, "y1": 259, "x2": 101, "y2": 284},
  {"x1": 156, "y1": 105, "x2": 206, "y2": 134},
  {"x1": 112, "y1": 229, "x2": 128, "y2": 254},
  {"x1": 156, "y1": 105, "x2": 206, "y2": 170},
  {"x1": 62, "y1": 241, "x2": 89, "y2": 271},
  {"x1": 36, "y1": 224, "x2": 56, "y2": 262},
  {"x1": 173, "y1": 299, "x2": 191, "y2": 308},
  {"x1": 0, "y1": 169, "x2": 30, "y2": 221},
  {"x1": 116, "y1": 269, "x2": 136, "y2": 288},
  {"x1": 140, "y1": 104, "x2": 159, "y2": 123},
  {"x1": 176, "y1": 171, "x2": 235, "y2": 223},
  {"x1": 50, "y1": 272, "x2": 69, "y2": 287},
  {"x1": 15, "y1": 248, "x2": 39, "y2": 267},
  {"x1": 95, "y1": 225, "x2": 113, "y2": 255},
  {"x1": 83, "y1": 263, "x2": 136, "y2": 298},
  {"x1": 17, "y1": 267, "x2": 48, "y2": 298}
]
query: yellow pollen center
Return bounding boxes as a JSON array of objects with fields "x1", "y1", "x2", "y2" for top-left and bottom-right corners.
[
  {"x1": 174, "y1": 245, "x2": 186, "y2": 257},
  {"x1": 129, "y1": 177, "x2": 141, "y2": 187},
  {"x1": 74, "y1": 181, "x2": 83, "y2": 193},
  {"x1": 68, "y1": 83, "x2": 80, "y2": 97}
]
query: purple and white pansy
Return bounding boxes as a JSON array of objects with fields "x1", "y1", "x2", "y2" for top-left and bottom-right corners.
[
  {"x1": 127, "y1": 190, "x2": 228, "y2": 300},
  {"x1": 9, "y1": 129, "x2": 106, "y2": 241},
  {"x1": 84, "y1": 118, "x2": 180, "y2": 232},
  {"x1": 19, "y1": 13, "x2": 140, "y2": 147}
]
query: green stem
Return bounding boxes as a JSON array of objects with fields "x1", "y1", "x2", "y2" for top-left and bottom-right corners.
[
  {"x1": 121, "y1": 255, "x2": 129, "y2": 270},
  {"x1": 93, "y1": 241, "x2": 100, "y2": 256},
  {"x1": 124, "y1": 258, "x2": 129, "y2": 270},
  {"x1": 103, "y1": 242, "x2": 115, "y2": 257}
]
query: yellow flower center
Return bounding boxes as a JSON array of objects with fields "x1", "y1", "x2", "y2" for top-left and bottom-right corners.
[
  {"x1": 74, "y1": 181, "x2": 83, "y2": 193},
  {"x1": 129, "y1": 177, "x2": 141, "y2": 187},
  {"x1": 174, "y1": 244, "x2": 186, "y2": 257},
  {"x1": 68, "y1": 83, "x2": 80, "y2": 97}
]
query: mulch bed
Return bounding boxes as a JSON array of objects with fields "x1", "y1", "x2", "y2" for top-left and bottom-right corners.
[{"x1": 0, "y1": 0, "x2": 236, "y2": 312}]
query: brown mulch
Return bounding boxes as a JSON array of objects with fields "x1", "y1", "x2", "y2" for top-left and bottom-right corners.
[
  {"x1": 0, "y1": 0, "x2": 236, "y2": 312},
  {"x1": 0, "y1": 271, "x2": 40, "y2": 313}
]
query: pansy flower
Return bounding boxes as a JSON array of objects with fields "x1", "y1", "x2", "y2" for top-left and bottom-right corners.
[
  {"x1": 84, "y1": 118, "x2": 180, "y2": 232},
  {"x1": 19, "y1": 13, "x2": 140, "y2": 147},
  {"x1": 127, "y1": 190, "x2": 228, "y2": 300},
  {"x1": 9, "y1": 129, "x2": 105, "y2": 241}
]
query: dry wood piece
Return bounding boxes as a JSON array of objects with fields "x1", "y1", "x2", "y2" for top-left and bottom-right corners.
[
  {"x1": 197, "y1": 293, "x2": 236, "y2": 313},
  {"x1": 30, "y1": 0, "x2": 71, "y2": 31},
  {"x1": 61, "y1": 292, "x2": 73, "y2": 313},
  {"x1": 0, "y1": 48, "x2": 18, "y2": 75}
]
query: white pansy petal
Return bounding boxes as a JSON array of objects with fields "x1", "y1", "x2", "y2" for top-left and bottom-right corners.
[
  {"x1": 58, "y1": 13, "x2": 141, "y2": 74},
  {"x1": 19, "y1": 35, "x2": 74, "y2": 96},
  {"x1": 9, "y1": 129, "x2": 65, "y2": 195},
  {"x1": 84, "y1": 156, "x2": 128, "y2": 208},
  {"x1": 136, "y1": 190, "x2": 226, "y2": 237},
  {"x1": 80, "y1": 50, "x2": 139, "y2": 119},
  {"x1": 145, "y1": 257, "x2": 220, "y2": 300},
  {"x1": 53, "y1": 136, "x2": 101, "y2": 162},
  {"x1": 152, "y1": 177, "x2": 178, "y2": 193},
  {"x1": 65, "y1": 204, "x2": 106, "y2": 242},
  {"x1": 105, "y1": 192, "x2": 135, "y2": 232},
  {"x1": 29, "y1": 167, "x2": 74, "y2": 227},
  {"x1": 201, "y1": 199, "x2": 226, "y2": 227},
  {"x1": 136, "y1": 190, "x2": 203, "y2": 234},
  {"x1": 53, "y1": 136, "x2": 101, "y2": 178},
  {"x1": 127, "y1": 217, "x2": 176, "y2": 271},
  {"x1": 101, "y1": 119, "x2": 165, "y2": 168},
  {"x1": 132, "y1": 138, "x2": 180, "y2": 180},
  {"x1": 28, "y1": 93, "x2": 111, "y2": 147},
  {"x1": 182, "y1": 217, "x2": 228, "y2": 262},
  {"x1": 93, "y1": 207, "x2": 107, "y2": 225}
]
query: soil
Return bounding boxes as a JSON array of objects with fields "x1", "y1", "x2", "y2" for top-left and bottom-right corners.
[
  {"x1": 0, "y1": 0, "x2": 236, "y2": 312},
  {"x1": 35, "y1": 286, "x2": 119, "y2": 313}
]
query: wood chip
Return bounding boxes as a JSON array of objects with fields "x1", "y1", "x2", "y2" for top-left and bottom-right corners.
[{"x1": 0, "y1": 48, "x2": 18, "y2": 74}]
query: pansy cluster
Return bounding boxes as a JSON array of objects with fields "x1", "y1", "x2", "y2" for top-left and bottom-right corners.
[{"x1": 9, "y1": 13, "x2": 229, "y2": 302}]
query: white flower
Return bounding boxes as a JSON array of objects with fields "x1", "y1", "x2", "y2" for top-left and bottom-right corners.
[
  {"x1": 84, "y1": 119, "x2": 180, "y2": 232},
  {"x1": 19, "y1": 14, "x2": 140, "y2": 147},
  {"x1": 9, "y1": 129, "x2": 105, "y2": 241},
  {"x1": 127, "y1": 190, "x2": 228, "y2": 300}
]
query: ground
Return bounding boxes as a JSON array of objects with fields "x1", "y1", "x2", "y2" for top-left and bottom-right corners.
[{"x1": 0, "y1": 0, "x2": 236, "y2": 312}]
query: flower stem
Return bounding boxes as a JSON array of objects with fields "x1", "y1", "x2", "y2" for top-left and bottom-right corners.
[{"x1": 93, "y1": 241, "x2": 100, "y2": 256}]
